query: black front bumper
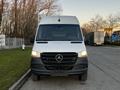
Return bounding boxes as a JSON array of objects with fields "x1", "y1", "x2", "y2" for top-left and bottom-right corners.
[{"x1": 31, "y1": 57, "x2": 88, "y2": 76}]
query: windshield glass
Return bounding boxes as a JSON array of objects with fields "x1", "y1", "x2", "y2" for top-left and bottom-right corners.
[{"x1": 36, "y1": 24, "x2": 83, "y2": 41}]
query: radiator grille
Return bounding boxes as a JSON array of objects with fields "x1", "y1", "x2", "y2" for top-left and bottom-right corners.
[{"x1": 41, "y1": 52, "x2": 78, "y2": 70}]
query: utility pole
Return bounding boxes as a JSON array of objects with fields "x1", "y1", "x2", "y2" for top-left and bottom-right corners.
[{"x1": 22, "y1": 0, "x2": 26, "y2": 48}]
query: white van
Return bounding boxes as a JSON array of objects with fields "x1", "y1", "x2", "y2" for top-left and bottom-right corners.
[{"x1": 31, "y1": 16, "x2": 88, "y2": 81}]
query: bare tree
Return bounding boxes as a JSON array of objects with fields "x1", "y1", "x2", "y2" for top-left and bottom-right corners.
[
  {"x1": 38, "y1": 0, "x2": 61, "y2": 14},
  {"x1": 90, "y1": 15, "x2": 106, "y2": 31},
  {"x1": 82, "y1": 13, "x2": 120, "y2": 35},
  {"x1": 106, "y1": 14, "x2": 120, "y2": 28},
  {"x1": 82, "y1": 23, "x2": 93, "y2": 33},
  {"x1": 82, "y1": 15, "x2": 106, "y2": 33},
  {"x1": 0, "y1": 0, "x2": 4, "y2": 27},
  {"x1": 0, "y1": 0, "x2": 62, "y2": 44}
]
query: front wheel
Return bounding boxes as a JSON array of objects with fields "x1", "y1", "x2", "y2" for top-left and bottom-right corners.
[
  {"x1": 79, "y1": 71, "x2": 88, "y2": 81},
  {"x1": 31, "y1": 74, "x2": 40, "y2": 81}
]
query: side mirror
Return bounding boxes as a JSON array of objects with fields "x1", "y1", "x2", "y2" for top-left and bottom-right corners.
[
  {"x1": 83, "y1": 36, "x2": 85, "y2": 40},
  {"x1": 30, "y1": 37, "x2": 34, "y2": 44}
]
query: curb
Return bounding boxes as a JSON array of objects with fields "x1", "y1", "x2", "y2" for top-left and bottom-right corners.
[{"x1": 9, "y1": 69, "x2": 31, "y2": 90}]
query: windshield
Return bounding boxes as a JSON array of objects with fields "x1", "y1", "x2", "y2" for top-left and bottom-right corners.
[{"x1": 36, "y1": 24, "x2": 83, "y2": 41}]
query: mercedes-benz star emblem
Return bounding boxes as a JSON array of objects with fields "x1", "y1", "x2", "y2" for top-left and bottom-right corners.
[{"x1": 55, "y1": 54, "x2": 63, "y2": 62}]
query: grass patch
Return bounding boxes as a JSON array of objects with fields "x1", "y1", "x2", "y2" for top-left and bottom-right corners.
[{"x1": 0, "y1": 48, "x2": 32, "y2": 90}]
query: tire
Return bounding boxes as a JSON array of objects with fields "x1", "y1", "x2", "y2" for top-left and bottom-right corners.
[
  {"x1": 79, "y1": 71, "x2": 88, "y2": 81},
  {"x1": 31, "y1": 74, "x2": 40, "y2": 81}
]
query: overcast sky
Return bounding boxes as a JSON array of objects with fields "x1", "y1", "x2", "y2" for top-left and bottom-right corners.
[{"x1": 59, "y1": 0, "x2": 120, "y2": 25}]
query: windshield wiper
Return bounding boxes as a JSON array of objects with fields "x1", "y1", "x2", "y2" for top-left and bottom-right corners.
[
  {"x1": 36, "y1": 39, "x2": 52, "y2": 43},
  {"x1": 36, "y1": 39, "x2": 52, "y2": 41},
  {"x1": 36, "y1": 41, "x2": 48, "y2": 43},
  {"x1": 71, "y1": 41, "x2": 83, "y2": 43}
]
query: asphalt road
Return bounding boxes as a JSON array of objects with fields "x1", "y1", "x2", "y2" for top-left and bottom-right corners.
[{"x1": 20, "y1": 46, "x2": 120, "y2": 90}]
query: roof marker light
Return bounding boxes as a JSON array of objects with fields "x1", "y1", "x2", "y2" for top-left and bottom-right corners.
[{"x1": 58, "y1": 18, "x2": 61, "y2": 22}]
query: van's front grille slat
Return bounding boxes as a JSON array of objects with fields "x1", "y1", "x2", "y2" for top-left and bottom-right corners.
[{"x1": 41, "y1": 52, "x2": 78, "y2": 70}]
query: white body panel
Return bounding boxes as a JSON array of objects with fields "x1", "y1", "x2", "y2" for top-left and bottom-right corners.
[
  {"x1": 39, "y1": 16, "x2": 79, "y2": 25},
  {"x1": 33, "y1": 41, "x2": 86, "y2": 53},
  {"x1": 33, "y1": 16, "x2": 86, "y2": 54}
]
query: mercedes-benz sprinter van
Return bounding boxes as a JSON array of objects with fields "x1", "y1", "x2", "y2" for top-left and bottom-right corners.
[{"x1": 31, "y1": 16, "x2": 88, "y2": 81}]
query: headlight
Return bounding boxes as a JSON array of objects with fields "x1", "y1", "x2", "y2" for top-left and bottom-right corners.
[
  {"x1": 32, "y1": 51, "x2": 40, "y2": 58},
  {"x1": 78, "y1": 51, "x2": 87, "y2": 57}
]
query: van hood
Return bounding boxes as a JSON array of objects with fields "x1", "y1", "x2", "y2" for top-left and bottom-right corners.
[{"x1": 32, "y1": 41, "x2": 86, "y2": 53}]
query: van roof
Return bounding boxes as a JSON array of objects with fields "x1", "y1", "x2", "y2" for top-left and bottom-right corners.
[{"x1": 39, "y1": 16, "x2": 80, "y2": 25}]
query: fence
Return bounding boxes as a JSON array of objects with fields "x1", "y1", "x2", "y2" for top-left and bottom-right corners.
[{"x1": 0, "y1": 37, "x2": 23, "y2": 49}]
